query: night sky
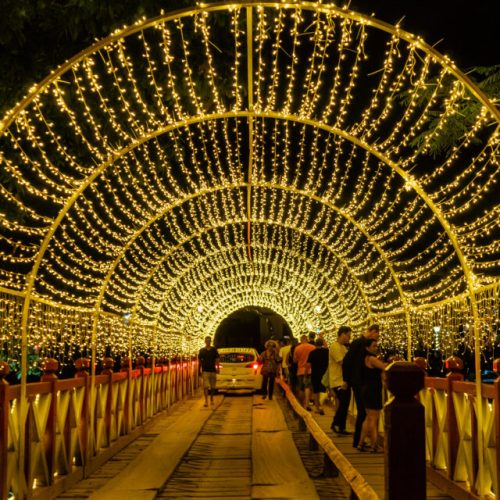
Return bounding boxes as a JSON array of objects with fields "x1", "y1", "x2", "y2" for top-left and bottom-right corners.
[{"x1": 351, "y1": 0, "x2": 498, "y2": 69}]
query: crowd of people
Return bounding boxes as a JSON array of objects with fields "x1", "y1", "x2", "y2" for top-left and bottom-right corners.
[
  {"x1": 198, "y1": 324, "x2": 388, "y2": 453},
  {"x1": 274, "y1": 324, "x2": 386, "y2": 452}
]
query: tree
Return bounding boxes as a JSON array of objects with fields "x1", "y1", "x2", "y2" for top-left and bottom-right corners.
[{"x1": 0, "y1": 0, "x2": 194, "y2": 114}]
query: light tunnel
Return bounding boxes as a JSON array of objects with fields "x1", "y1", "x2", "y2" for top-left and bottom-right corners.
[{"x1": 0, "y1": 1, "x2": 498, "y2": 373}]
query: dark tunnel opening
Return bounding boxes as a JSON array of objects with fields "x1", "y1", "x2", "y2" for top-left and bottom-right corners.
[{"x1": 214, "y1": 306, "x2": 293, "y2": 351}]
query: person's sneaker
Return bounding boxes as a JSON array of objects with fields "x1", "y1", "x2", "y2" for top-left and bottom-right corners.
[
  {"x1": 262, "y1": 396, "x2": 267, "y2": 400},
  {"x1": 203, "y1": 403, "x2": 208, "y2": 407}
]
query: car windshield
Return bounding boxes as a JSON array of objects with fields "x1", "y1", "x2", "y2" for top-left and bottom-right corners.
[{"x1": 219, "y1": 352, "x2": 255, "y2": 363}]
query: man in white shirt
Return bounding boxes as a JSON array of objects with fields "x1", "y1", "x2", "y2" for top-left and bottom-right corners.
[
  {"x1": 329, "y1": 326, "x2": 352, "y2": 434},
  {"x1": 279, "y1": 338, "x2": 292, "y2": 382}
]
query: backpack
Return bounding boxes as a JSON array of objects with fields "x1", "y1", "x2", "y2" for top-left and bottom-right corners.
[{"x1": 261, "y1": 351, "x2": 279, "y2": 375}]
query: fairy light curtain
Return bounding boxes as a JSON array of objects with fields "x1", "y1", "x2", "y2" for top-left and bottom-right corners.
[{"x1": 0, "y1": 2, "x2": 498, "y2": 364}]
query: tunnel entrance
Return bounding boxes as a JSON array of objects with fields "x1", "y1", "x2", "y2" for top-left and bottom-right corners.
[{"x1": 214, "y1": 307, "x2": 292, "y2": 351}]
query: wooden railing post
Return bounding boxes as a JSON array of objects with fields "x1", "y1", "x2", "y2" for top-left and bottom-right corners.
[
  {"x1": 445, "y1": 356, "x2": 464, "y2": 480},
  {"x1": 101, "y1": 358, "x2": 114, "y2": 446},
  {"x1": 189, "y1": 356, "x2": 194, "y2": 395},
  {"x1": 193, "y1": 356, "x2": 198, "y2": 392},
  {"x1": 146, "y1": 357, "x2": 153, "y2": 417},
  {"x1": 79, "y1": 367, "x2": 91, "y2": 468},
  {"x1": 413, "y1": 357, "x2": 428, "y2": 375},
  {"x1": 121, "y1": 357, "x2": 131, "y2": 433},
  {"x1": 41, "y1": 358, "x2": 59, "y2": 486},
  {"x1": 158, "y1": 360, "x2": 165, "y2": 411},
  {"x1": 136, "y1": 356, "x2": 145, "y2": 423},
  {"x1": 72, "y1": 358, "x2": 89, "y2": 468},
  {"x1": 171, "y1": 358, "x2": 177, "y2": 403},
  {"x1": 168, "y1": 358, "x2": 173, "y2": 408},
  {"x1": 180, "y1": 357, "x2": 184, "y2": 399},
  {"x1": 0, "y1": 361, "x2": 10, "y2": 500},
  {"x1": 384, "y1": 361, "x2": 426, "y2": 500},
  {"x1": 74, "y1": 358, "x2": 90, "y2": 379}
]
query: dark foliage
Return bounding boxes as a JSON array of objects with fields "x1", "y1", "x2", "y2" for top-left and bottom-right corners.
[{"x1": 0, "y1": 0, "x2": 196, "y2": 114}]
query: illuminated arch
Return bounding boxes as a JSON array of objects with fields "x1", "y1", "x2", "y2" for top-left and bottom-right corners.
[{"x1": 0, "y1": 1, "x2": 498, "y2": 368}]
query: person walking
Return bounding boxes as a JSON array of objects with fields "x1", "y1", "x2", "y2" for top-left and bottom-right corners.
[
  {"x1": 279, "y1": 338, "x2": 292, "y2": 382},
  {"x1": 288, "y1": 337, "x2": 299, "y2": 391},
  {"x1": 294, "y1": 334, "x2": 316, "y2": 409},
  {"x1": 342, "y1": 324, "x2": 380, "y2": 447},
  {"x1": 329, "y1": 325, "x2": 352, "y2": 434},
  {"x1": 307, "y1": 338, "x2": 329, "y2": 414},
  {"x1": 259, "y1": 340, "x2": 281, "y2": 400},
  {"x1": 357, "y1": 339, "x2": 388, "y2": 452},
  {"x1": 198, "y1": 336, "x2": 220, "y2": 407}
]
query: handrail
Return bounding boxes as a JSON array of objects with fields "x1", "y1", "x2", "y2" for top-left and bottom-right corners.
[
  {"x1": 0, "y1": 359, "x2": 199, "y2": 500},
  {"x1": 277, "y1": 379, "x2": 379, "y2": 499},
  {"x1": 421, "y1": 373, "x2": 499, "y2": 498}
]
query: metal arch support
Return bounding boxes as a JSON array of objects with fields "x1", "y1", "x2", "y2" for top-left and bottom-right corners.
[
  {"x1": 92, "y1": 179, "x2": 406, "y2": 351},
  {"x1": 191, "y1": 284, "x2": 314, "y2": 339},
  {"x1": 5, "y1": 280, "x2": 497, "y2": 323},
  {"x1": 159, "y1": 260, "x2": 338, "y2": 335},
  {"x1": 109, "y1": 217, "x2": 375, "y2": 328},
  {"x1": 201, "y1": 286, "x2": 323, "y2": 339},
  {"x1": 262, "y1": 180, "x2": 412, "y2": 355},
  {"x1": 246, "y1": 6, "x2": 255, "y2": 263},
  {"x1": 2, "y1": 1, "x2": 498, "y2": 136},
  {"x1": 142, "y1": 246, "x2": 352, "y2": 330},
  {"x1": 18, "y1": 101, "x2": 469, "y2": 444},
  {"x1": 17, "y1": 108, "x2": 479, "y2": 321},
  {"x1": 127, "y1": 242, "x2": 356, "y2": 327}
]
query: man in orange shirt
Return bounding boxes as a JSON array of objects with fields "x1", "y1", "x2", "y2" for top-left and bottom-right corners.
[{"x1": 293, "y1": 334, "x2": 316, "y2": 409}]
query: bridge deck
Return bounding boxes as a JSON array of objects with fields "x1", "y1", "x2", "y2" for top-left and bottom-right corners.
[
  {"x1": 310, "y1": 403, "x2": 452, "y2": 499},
  {"x1": 57, "y1": 389, "x2": 452, "y2": 499}
]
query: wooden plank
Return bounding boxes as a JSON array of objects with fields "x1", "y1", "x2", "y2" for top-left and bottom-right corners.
[
  {"x1": 252, "y1": 398, "x2": 319, "y2": 500},
  {"x1": 305, "y1": 392, "x2": 454, "y2": 499}
]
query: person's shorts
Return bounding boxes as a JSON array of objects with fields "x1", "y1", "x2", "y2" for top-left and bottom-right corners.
[
  {"x1": 311, "y1": 376, "x2": 325, "y2": 394},
  {"x1": 202, "y1": 371, "x2": 217, "y2": 389},
  {"x1": 297, "y1": 374, "x2": 312, "y2": 391}
]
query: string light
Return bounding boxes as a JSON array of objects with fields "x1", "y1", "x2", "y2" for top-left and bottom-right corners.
[{"x1": 0, "y1": 2, "x2": 498, "y2": 368}]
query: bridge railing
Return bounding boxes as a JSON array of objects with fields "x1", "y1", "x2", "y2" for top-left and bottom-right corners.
[
  {"x1": 343, "y1": 357, "x2": 498, "y2": 499},
  {"x1": 0, "y1": 356, "x2": 199, "y2": 500},
  {"x1": 420, "y1": 370, "x2": 499, "y2": 498},
  {"x1": 372, "y1": 358, "x2": 498, "y2": 499}
]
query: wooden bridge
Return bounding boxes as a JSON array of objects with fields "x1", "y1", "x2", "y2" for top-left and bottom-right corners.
[{"x1": 1, "y1": 358, "x2": 497, "y2": 499}]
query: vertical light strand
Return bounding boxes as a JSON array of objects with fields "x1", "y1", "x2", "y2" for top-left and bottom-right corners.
[{"x1": 246, "y1": 6, "x2": 254, "y2": 263}]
